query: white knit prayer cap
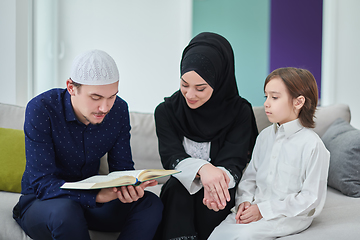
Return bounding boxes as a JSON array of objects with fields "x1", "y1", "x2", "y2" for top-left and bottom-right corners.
[{"x1": 71, "y1": 49, "x2": 119, "y2": 85}]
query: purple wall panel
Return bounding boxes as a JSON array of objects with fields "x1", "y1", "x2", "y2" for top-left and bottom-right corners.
[{"x1": 270, "y1": 0, "x2": 323, "y2": 97}]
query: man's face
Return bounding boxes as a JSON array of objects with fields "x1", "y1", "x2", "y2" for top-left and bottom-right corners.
[{"x1": 67, "y1": 80, "x2": 119, "y2": 125}]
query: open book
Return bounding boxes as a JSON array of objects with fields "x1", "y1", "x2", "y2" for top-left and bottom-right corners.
[{"x1": 60, "y1": 169, "x2": 180, "y2": 190}]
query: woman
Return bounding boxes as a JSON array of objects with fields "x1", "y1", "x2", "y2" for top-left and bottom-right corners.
[{"x1": 154, "y1": 32, "x2": 258, "y2": 240}]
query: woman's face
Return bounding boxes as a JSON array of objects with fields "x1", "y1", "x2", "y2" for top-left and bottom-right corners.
[{"x1": 180, "y1": 71, "x2": 214, "y2": 109}]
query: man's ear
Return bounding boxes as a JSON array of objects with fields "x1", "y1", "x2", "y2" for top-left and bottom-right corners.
[
  {"x1": 294, "y1": 95, "x2": 305, "y2": 110},
  {"x1": 66, "y1": 79, "x2": 76, "y2": 96}
]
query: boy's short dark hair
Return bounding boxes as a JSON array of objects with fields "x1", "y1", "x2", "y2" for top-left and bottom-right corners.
[{"x1": 264, "y1": 67, "x2": 318, "y2": 128}]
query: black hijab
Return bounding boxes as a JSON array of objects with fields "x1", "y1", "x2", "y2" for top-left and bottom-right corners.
[{"x1": 164, "y1": 32, "x2": 258, "y2": 144}]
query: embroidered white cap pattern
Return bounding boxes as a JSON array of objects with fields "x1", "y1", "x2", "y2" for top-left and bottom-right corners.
[{"x1": 71, "y1": 49, "x2": 119, "y2": 85}]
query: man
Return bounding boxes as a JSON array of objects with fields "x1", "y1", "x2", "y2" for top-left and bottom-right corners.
[{"x1": 13, "y1": 50, "x2": 163, "y2": 240}]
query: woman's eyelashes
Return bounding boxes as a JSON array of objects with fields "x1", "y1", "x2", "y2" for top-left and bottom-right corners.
[{"x1": 181, "y1": 84, "x2": 206, "y2": 92}]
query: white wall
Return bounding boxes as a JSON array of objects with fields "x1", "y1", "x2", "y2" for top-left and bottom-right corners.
[
  {"x1": 0, "y1": 0, "x2": 16, "y2": 105},
  {"x1": 322, "y1": 0, "x2": 360, "y2": 129},
  {"x1": 32, "y1": 0, "x2": 192, "y2": 113},
  {"x1": 0, "y1": 0, "x2": 29, "y2": 106},
  {"x1": 2, "y1": 0, "x2": 360, "y2": 126}
]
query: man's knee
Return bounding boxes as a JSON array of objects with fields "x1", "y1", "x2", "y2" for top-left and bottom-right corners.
[
  {"x1": 144, "y1": 191, "x2": 163, "y2": 215},
  {"x1": 47, "y1": 199, "x2": 85, "y2": 229},
  {"x1": 23, "y1": 198, "x2": 89, "y2": 240}
]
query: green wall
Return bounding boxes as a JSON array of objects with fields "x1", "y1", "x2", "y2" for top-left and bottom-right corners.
[{"x1": 192, "y1": 0, "x2": 270, "y2": 107}]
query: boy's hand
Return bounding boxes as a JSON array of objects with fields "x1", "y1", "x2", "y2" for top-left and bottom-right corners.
[
  {"x1": 236, "y1": 202, "x2": 263, "y2": 224},
  {"x1": 235, "y1": 201, "x2": 251, "y2": 223}
]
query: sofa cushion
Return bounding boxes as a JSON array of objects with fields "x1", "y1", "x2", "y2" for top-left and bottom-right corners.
[
  {"x1": 252, "y1": 106, "x2": 271, "y2": 133},
  {"x1": 0, "y1": 128, "x2": 26, "y2": 193},
  {"x1": 0, "y1": 103, "x2": 25, "y2": 130},
  {"x1": 0, "y1": 192, "x2": 32, "y2": 240},
  {"x1": 321, "y1": 118, "x2": 360, "y2": 197},
  {"x1": 251, "y1": 104, "x2": 351, "y2": 137},
  {"x1": 313, "y1": 104, "x2": 351, "y2": 137}
]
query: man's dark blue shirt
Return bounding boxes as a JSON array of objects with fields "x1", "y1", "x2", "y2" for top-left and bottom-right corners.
[{"x1": 21, "y1": 88, "x2": 133, "y2": 208}]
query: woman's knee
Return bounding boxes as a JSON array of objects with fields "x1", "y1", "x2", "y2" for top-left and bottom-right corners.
[{"x1": 160, "y1": 177, "x2": 191, "y2": 202}]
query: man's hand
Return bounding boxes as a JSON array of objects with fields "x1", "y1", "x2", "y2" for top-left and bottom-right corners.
[
  {"x1": 198, "y1": 164, "x2": 230, "y2": 209},
  {"x1": 96, "y1": 180, "x2": 158, "y2": 203},
  {"x1": 235, "y1": 202, "x2": 262, "y2": 224},
  {"x1": 116, "y1": 180, "x2": 158, "y2": 203}
]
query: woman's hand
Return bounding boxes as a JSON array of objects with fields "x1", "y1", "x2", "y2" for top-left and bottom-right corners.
[
  {"x1": 198, "y1": 164, "x2": 230, "y2": 208},
  {"x1": 203, "y1": 188, "x2": 225, "y2": 211}
]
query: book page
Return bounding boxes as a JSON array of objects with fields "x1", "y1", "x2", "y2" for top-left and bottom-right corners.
[
  {"x1": 60, "y1": 169, "x2": 180, "y2": 190},
  {"x1": 92, "y1": 175, "x2": 136, "y2": 189},
  {"x1": 138, "y1": 169, "x2": 180, "y2": 182},
  {"x1": 60, "y1": 175, "x2": 106, "y2": 189},
  {"x1": 61, "y1": 174, "x2": 138, "y2": 189},
  {"x1": 107, "y1": 170, "x2": 143, "y2": 179},
  {"x1": 61, "y1": 170, "x2": 143, "y2": 189}
]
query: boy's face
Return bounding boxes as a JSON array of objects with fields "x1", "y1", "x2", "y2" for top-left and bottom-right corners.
[
  {"x1": 264, "y1": 77, "x2": 298, "y2": 125},
  {"x1": 67, "y1": 80, "x2": 119, "y2": 125}
]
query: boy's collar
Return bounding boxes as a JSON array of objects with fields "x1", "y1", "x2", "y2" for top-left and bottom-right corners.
[{"x1": 274, "y1": 119, "x2": 303, "y2": 138}]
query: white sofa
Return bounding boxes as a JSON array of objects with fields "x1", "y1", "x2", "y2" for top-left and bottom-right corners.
[{"x1": 1, "y1": 102, "x2": 360, "y2": 239}]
